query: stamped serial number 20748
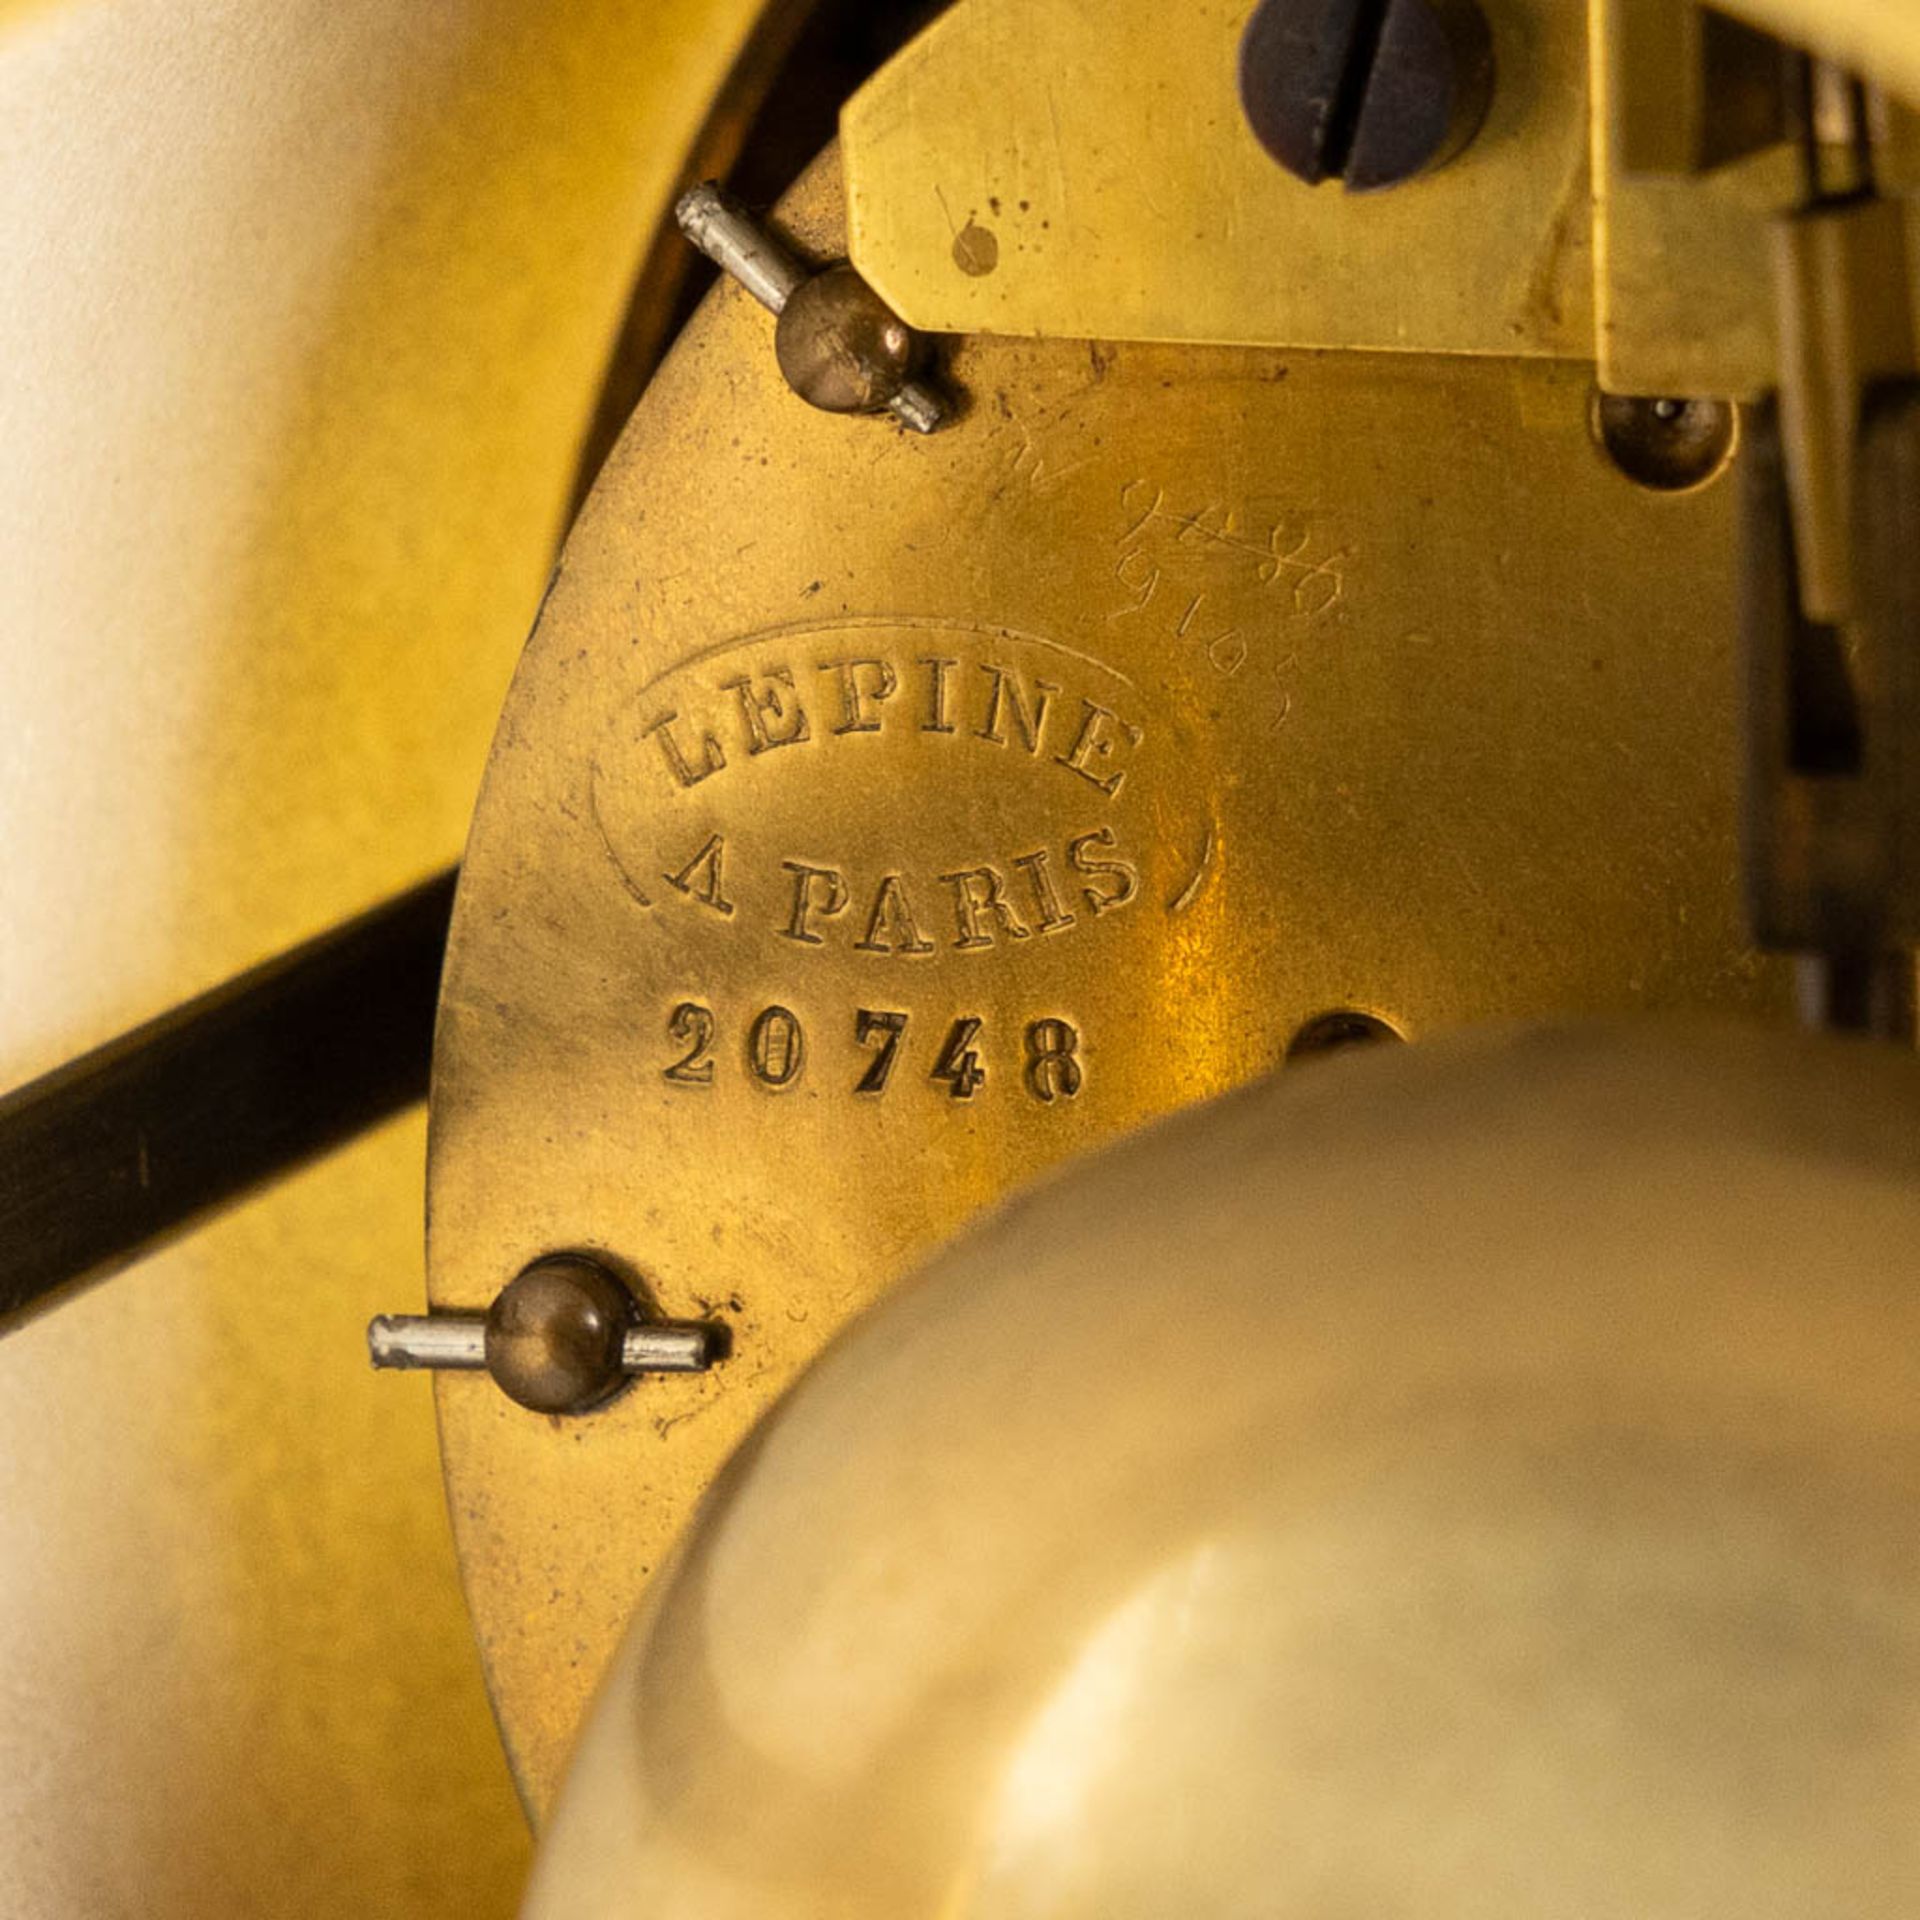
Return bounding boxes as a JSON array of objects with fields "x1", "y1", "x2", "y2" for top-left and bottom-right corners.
[{"x1": 662, "y1": 1001, "x2": 1083, "y2": 1104}]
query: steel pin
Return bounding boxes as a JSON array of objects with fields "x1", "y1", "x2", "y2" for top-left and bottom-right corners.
[{"x1": 367, "y1": 1313, "x2": 716, "y2": 1376}]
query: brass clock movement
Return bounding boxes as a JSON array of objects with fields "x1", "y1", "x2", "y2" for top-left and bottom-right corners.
[{"x1": 3, "y1": 0, "x2": 1920, "y2": 1912}]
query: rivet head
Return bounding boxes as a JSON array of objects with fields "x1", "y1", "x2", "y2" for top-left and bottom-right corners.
[
  {"x1": 1590, "y1": 391, "x2": 1738, "y2": 492},
  {"x1": 773, "y1": 263, "x2": 919, "y2": 415},
  {"x1": 484, "y1": 1255, "x2": 634, "y2": 1415},
  {"x1": 1286, "y1": 1008, "x2": 1405, "y2": 1061}
]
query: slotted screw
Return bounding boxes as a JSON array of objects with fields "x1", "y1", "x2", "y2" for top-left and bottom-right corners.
[{"x1": 1238, "y1": 0, "x2": 1495, "y2": 193}]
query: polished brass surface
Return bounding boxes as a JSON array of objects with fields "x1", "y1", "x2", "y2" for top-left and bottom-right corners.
[
  {"x1": 526, "y1": 1020, "x2": 1920, "y2": 1918},
  {"x1": 0, "y1": 1114, "x2": 529, "y2": 1919},
  {"x1": 841, "y1": 0, "x2": 1594, "y2": 355},
  {"x1": 0, "y1": 0, "x2": 768, "y2": 1093},
  {"x1": 430, "y1": 154, "x2": 1789, "y2": 1811},
  {"x1": 10, "y1": 0, "x2": 1918, "y2": 1904},
  {"x1": 0, "y1": 0, "x2": 776, "y2": 1909}
]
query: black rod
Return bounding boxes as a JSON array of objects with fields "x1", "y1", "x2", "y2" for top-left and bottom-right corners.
[{"x1": 0, "y1": 869, "x2": 456, "y2": 1330}]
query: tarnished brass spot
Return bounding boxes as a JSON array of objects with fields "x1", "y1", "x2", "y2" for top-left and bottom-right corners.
[{"x1": 429, "y1": 153, "x2": 1786, "y2": 1810}]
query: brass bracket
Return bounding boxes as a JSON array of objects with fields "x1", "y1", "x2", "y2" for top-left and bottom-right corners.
[
  {"x1": 1590, "y1": 0, "x2": 1920, "y2": 398},
  {"x1": 839, "y1": 0, "x2": 1920, "y2": 398},
  {"x1": 840, "y1": 0, "x2": 1595, "y2": 357}
]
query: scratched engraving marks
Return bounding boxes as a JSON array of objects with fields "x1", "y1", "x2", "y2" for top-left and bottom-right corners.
[
  {"x1": 1108, "y1": 480, "x2": 1350, "y2": 678},
  {"x1": 965, "y1": 369, "x2": 1353, "y2": 684},
  {"x1": 590, "y1": 618, "x2": 1203, "y2": 964}
]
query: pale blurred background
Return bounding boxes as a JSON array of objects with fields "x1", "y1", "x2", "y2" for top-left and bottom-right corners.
[{"x1": 0, "y1": 0, "x2": 767, "y2": 1910}]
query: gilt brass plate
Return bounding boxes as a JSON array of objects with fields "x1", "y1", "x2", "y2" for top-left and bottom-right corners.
[{"x1": 428, "y1": 157, "x2": 1784, "y2": 1811}]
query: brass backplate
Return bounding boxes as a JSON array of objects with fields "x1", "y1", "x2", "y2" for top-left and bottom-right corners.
[{"x1": 429, "y1": 157, "x2": 1783, "y2": 1812}]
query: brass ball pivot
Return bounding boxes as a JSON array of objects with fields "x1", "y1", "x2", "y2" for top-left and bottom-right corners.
[
  {"x1": 675, "y1": 182, "x2": 943, "y2": 430},
  {"x1": 774, "y1": 264, "x2": 921, "y2": 417},
  {"x1": 366, "y1": 1255, "x2": 719, "y2": 1412},
  {"x1": 482, "y1": 1255, "x2": 634, "y2": 1415}
]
